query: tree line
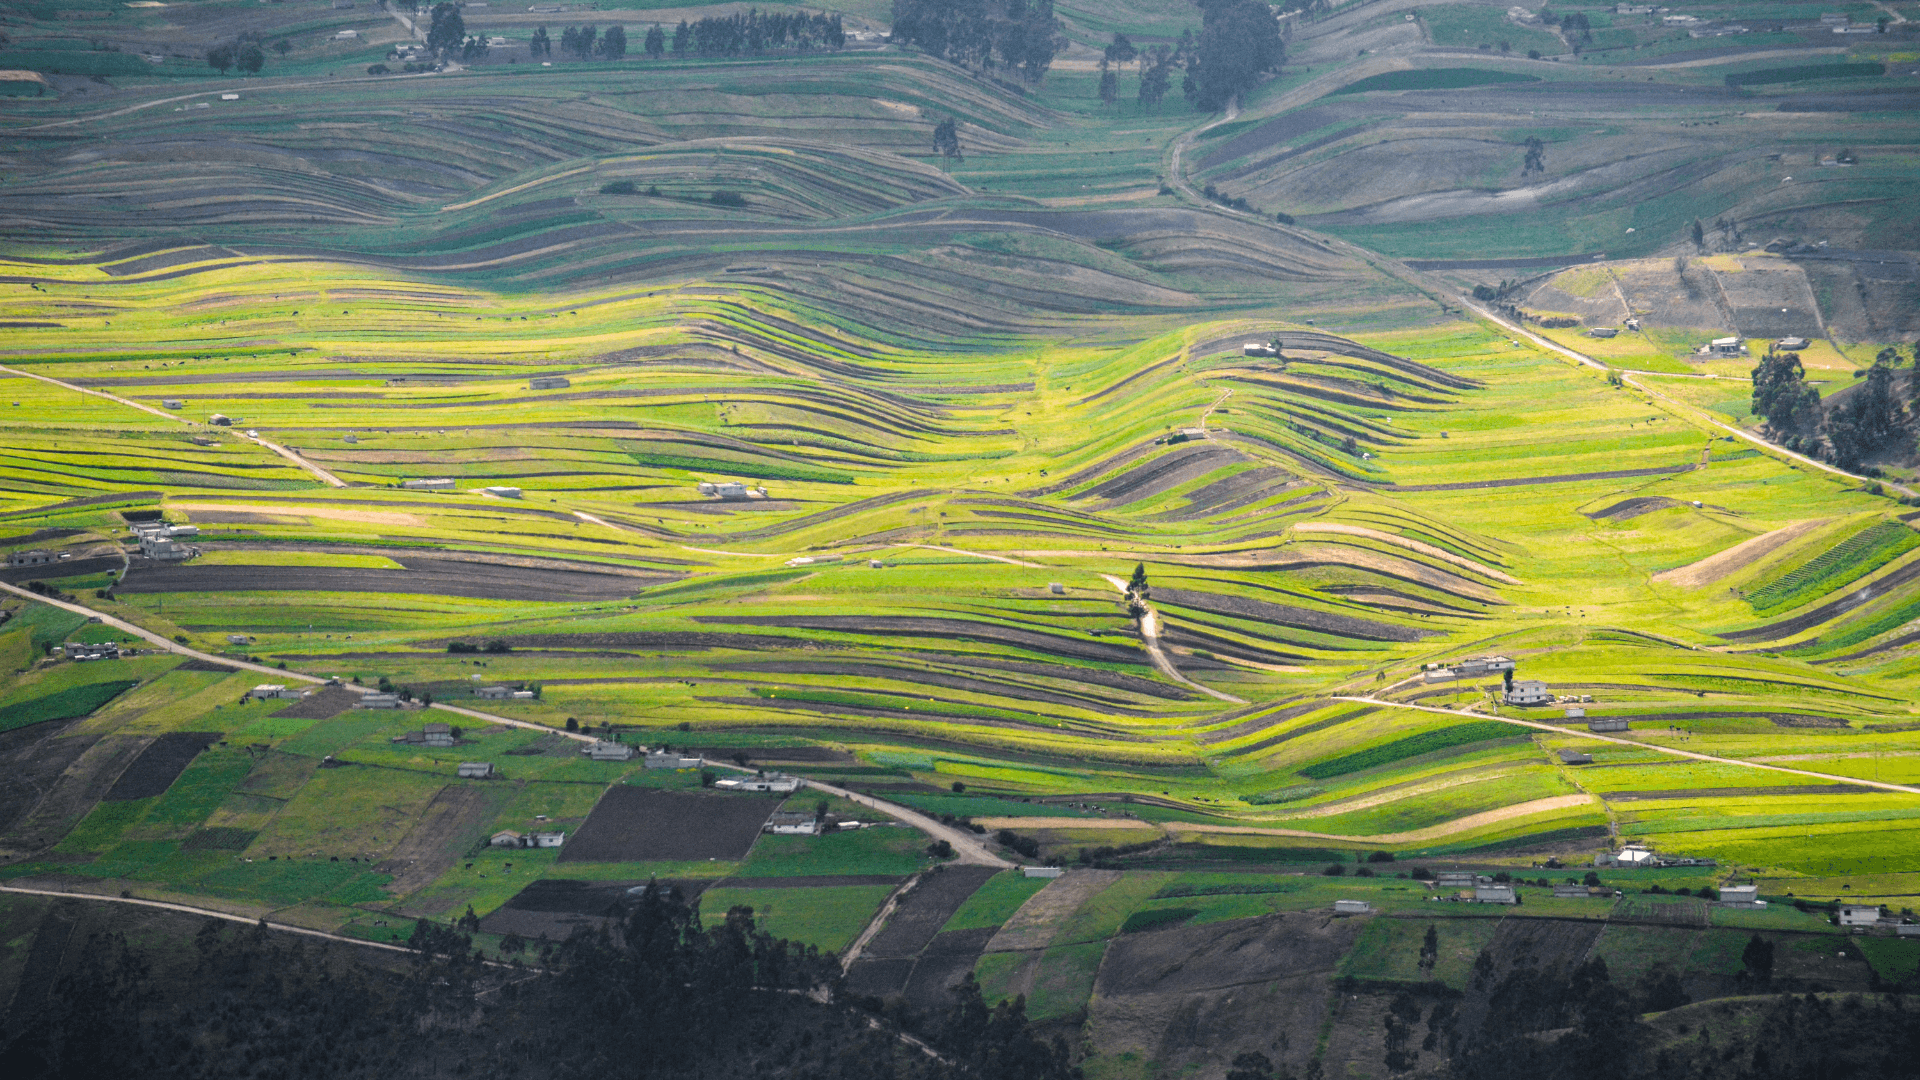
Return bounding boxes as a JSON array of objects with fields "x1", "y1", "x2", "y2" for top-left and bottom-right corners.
[
  {"x1": 1753, "y1": 344, "x2": 1920, "y2": 472},
  {"x1": 0, "y1": 883, "x2": 1076, "y2": 1079},
  {"x1": 888, "y1": 0, "x2": 1064, "y2": 83}
]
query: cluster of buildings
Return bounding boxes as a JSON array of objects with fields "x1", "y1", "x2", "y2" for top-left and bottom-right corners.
[
  {"x1": 63, "y1": 641, "x2": 122, "y2": 661},
  {"x1": 392, "y1": 721, "x2": 456, "y2": 746},
  {"x1": 6, "y1": 549, "x2": 68, "y2": 568},
  {"x1": 129, "y1": 519, "x2": 198, "y2": 562},
  {"x1": 1420, "y1": 655, "x2": 1516, "y2": 683},
  {"x1": 475, "y1": 685, "x2": 536, "y2": 700},
  {"x1": 697, "y1": 481, "x2": 756, "y2": 500},
  {"x1": 491, "y1": 828, "x2": 565, "y2": 848},
  {"x1": 714, "y1": 773, "x2": 802, "y2": 794}
]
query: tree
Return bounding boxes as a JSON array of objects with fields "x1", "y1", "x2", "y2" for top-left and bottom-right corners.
[
  {"x1": 426, "y1": 2, "x2": 466, "y2": 56},
  {"x1": 672, "y1": 20, "x2": 691, "y2": 56},
  {"x1": 1098, "y1": 61, "x2": 1118, "y2": 105},
  {"x1": 933, "y1": 116, "x2": 962, "y2": 163},
  {"x1": 889, "y1": 0, "x2": 1064, "y2": 83},
  {"x1": 1827, "y1": 358, "x2": 1908, "y2": 469},
  {"x1": 644, "y1": 23, "x2": 665, "y2": 58},
  {"x1": 271, "y1": 39, "x2": 291, "y2": 56},
  {"x1": 1522, "y1": 136, "x2": 1546, "y2": 175},
  {"x1": 1751, "y1": 350, "x2": 1822, "y2": 440},
  {"x1": 207, "y1": 42, "x2": 235, "y2": 74},
  {"x1": 1740, "y1": 932, "x2": 1775, "y2": 983},
  {"x1": 530, "y1": 26, "x2": 550, "y2": 56},
  {"x1": 1138, "y1": 45, "x2": 1173, "y2": 109},
  {"x1": 1634, "y1": 963, "x2": 1689, "y2": 1012},
  {"x1": 1105, "y1": 31, "x2": 1138, "y2": 71},
  {"x1": 1690, "y1": 217, "x2": 1705, "y2": 249},
  {"x1": 1184, "y1": 0, "x2": 1284, "y2": 111},
  {"x1": 1128, "y1": 561, "x2": 1150, "y2": 598},
  {"x1": 598, "y1": 24, "x2": 627, "y2": 58},
  {"x1": 1418, "y1": 923, "x2": 1439, "y2": 975},
  {"x1": 236, "y1": 41, "x2": 263, "y2": 74}
]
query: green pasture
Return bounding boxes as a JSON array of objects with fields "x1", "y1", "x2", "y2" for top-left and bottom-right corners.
[{"x1": 698, "y1": 884, "x2": 897, "y2": 953}]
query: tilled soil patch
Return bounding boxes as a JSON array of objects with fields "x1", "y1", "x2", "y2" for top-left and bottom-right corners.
[
  {"x1": 175, "y1": 657, "x2": 240, "y2": 673},
  {"x1": 902, "y1": 927, "x2": 1000, "y2": 1015},
  {"x1": 478, "y1": 877, "x2": 717, "y2": 940},
  {"x1": 717, "y1": 660, "x2": 1167, "y2": 713},
  {"x1": 859, "y1": 865, "x2": 1002, "y2": 960},
  {"x1": 0, "y1": 721, "x2": 98, "y2": 837},
  {"x1": 116, "y1": 557, "x2": 663, "y2": 602},
  {"x1": 1153, "y1": 586, "x2": 1428, "y2": 643},
  {"x1": 268, "y1": 684, "x2": 363, "y2": 720},
  {"x1": 559, "y1": 787, "x2": 777, "y2": 863},
  {"x1": 103, "y1": 731, "x2": 221, "y2": 801}
]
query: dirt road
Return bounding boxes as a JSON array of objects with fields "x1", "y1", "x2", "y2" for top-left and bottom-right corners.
[
  {"x1": 1098, "y1": 573, "x2": 1245, "y2": 704},
  {"x1": 1334, "y1": 695, "x2": 1920, "y2": 795}
]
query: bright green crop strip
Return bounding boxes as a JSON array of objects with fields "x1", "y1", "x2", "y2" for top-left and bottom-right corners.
[
  {"x1": 1748, "y1": 522, "x2": 1919, "y2": 615},
  {"x1": 1297, "y1": 723, "x2": 1523, "y2": 780},
  {"x1": 0, "y1": 679, "x2": 139, "y2": 733}
]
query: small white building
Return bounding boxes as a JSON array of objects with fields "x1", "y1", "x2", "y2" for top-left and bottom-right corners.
[
  {"x1": 423, "y1": 722, "x2": 455, "y2": 747},
  {"x1": 1776, "y1": 337, "x2": 1811, "y2": 351},
  {"x1": 529, "y1": 376, "x2": 571, "y2": 390},
  {"x1": 1022, "y1": 866, "x2": 1064, "y2": 879},
  {"x1": 6, "y1": 549, "x2": 55, "y2": 567},
  {"x1": 490, "y1": 830, "x2": 523, "y2": 847},
  {"x1": 645, "y1": 752, "x2": 702, "y2": 769},
  {"x1": 1839, "y1": 905, "x2": 1882, "y2": 927},
  {"x1": 715, "y1": 773, "x2": 801, "y2": 794},
  {"x1": 209, "y1": 414, "x2": 233, "y2": 426},
  {"x1": 1557, "y1": 748, "x2": 1593, "y2": 765},
  {"x1": 401, "y1": 478, "x2": 456, "y2": 491},
  {"x1": 139, "y1": 535, "x2": 194, "y2": 561},
  {"x1": 1243, "y1": 342, "x2": 1278, "y2": 357},
  {"x1": 479, "y1": 486, "x2": 522, "y2": 498},
  {"x1": 696, "y1": 481, "x2": 751, "y2": 500},
  {"x1": 457, "y1": 762, "x2": 495, "y2": 779},
  {"x1": 343, "y1": 433, "x2": 359, "y2": 444},
  {"x1": 1719, "y1": 884, "x2": 1761, "y2": 906},
  {"x1": 765, "y1": 811, "x2": 820, "y2": 835},
  {"x1": 1707, "y1": 337, "x2": 1746, "y2": 356},
  {"x1": 335, "y1": 29, "x2": 359, "y2": 38},
  {"x1": 249, "y1": 684, "x2": 302, "y2": 700},
  {"x1": 162, "y1": 399, "x2": 185, "y2": 409},
  {"x1": 1049, "y1": 582, "x2": 1064, "y2": 595},
  {"x1": 1506, "y1": 679, "x2": 1551, "y2": 706},
  {"x1": 1333, "y1": 899, "x2": 1374, "y2": 914},
  {"x1": 356, "y1": 692, "x2": 401, "y2": 708},
  {"x1": 1588, "y1": 327, "x2": 1620, "y2": 339},
  {"x1": 227, "y1": 634, "x2": 252, "y2": 645},
  {"x1": 168, "y1": 525, "x2": 198, "y2": 538},
  {"x1": 1589, "y1": 717, "x2": 1630, "y2": 733},
  {"x1": 1564, "y1": 706, "x2": 1586, "y2": 720},
  {"x1": 583, "y1": 740, "x2": 635, "y2": 761},
  {"x1": 476, "y1": 685, "x2": 511, "y2": 699},
  {"x1": 530, "y1": 831, "x2": 565, "y2": 848}
]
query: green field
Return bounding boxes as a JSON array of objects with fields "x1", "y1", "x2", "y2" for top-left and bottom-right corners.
[{"x1": 0, "y1": 3, "x2": 1915, "y2": 1075}]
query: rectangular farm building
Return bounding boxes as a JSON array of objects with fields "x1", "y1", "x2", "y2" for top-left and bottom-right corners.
[
  {"x1": 1023, "y1": 866, "x2": 1064, "y2": 879},
  {"x1": 584, "y1": 740, "x2": 634, "y2": 761},
  {"x1": 1475, "y1": 884, "x2": 1517, "y2": 905},
  {"x1": 480, "y1": 486, "x2": 522, "y2": 498},
  {"x1": 162, "y1": 399, "x2": 184, "y2": 409},
  {"x1": 357, "y1": 692, "x2": 401, "y2": 708},
  {"x1": 1589, "y1": 717, "x2": 1630, "y2": 733},
  {"x1": 401, "y1": 478, "x2": 456, "y2": 491},
  {"x1": 765, "y1": 811, "x2": 820, "y2": 835},
  {"x1": 6, "y1": 550, "x2": 54, "y2": 567},
  {"x1": 529, "y1": 376, "x2": 571, "y2": 389},
  {"x1": 476, "y1": 686, "x2": 510, "y2": 699},
  {"x1": 1719, "y1": 885, "x2": 1760, "y2": 906},
  {"x1": 1333, "y1": 899, "x2": 1373, "y2": 914},
  {"x1": 1840, "y1": 905, "x2": 1882, "y2": 926},
  {"x1": 1557, "y1": 749, "x2": 1593, "y2": 765},
  {"x1": 1506, "y1": 679, "x2": 1551, "y2": 706},
  {"x1": 1776, "y1": 337, "x2": 1811, "y2": 351},
  {"x1": 645, "y1": 752, "x2": 701, "y2": 769},
  {"x1": 458, "y1": 762, "x2": 495, "y2": 779}
]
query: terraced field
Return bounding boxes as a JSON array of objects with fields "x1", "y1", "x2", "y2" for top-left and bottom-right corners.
[{"x1": 0, "y1": 4, "x2": 1917, "y2": 1074}]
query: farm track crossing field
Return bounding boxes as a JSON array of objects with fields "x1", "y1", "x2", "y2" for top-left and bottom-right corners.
[{"x1": 558, "y1": 787, "x2": 778, "y2": 863}]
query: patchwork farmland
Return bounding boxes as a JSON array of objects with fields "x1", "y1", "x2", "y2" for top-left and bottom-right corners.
[{"x1": 1, "y1": 0, "x2": 1918, "y2": 1075}]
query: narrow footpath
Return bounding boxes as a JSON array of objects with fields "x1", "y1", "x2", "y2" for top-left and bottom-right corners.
[{"x1": 1099, "y1": 574, "x2": 1245, "y2": 704}]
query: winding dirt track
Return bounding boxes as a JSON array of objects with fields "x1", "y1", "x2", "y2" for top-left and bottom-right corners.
[
  {"x1": 1334, "y1": 695, "x2": 1920, "y2": 796},
  {"x1": 0, "y1": 362, "x2": 345, "y2": 488},
  {"x1": 1098, "y1": 573, "x2": 1245, "y2": 704}
]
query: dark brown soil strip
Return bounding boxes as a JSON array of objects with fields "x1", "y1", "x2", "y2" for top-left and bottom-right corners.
[
  {"x1": 1152, "y1": 586, "x2": 1429, "y2": 642},
  {"x1": 1220, "y1": 708, "x2": 1376, "y2": 757},
  {"x1": 692, "y1": 615, "x2": 1149, "y2": 665},
  {"x1": 1197, "y1": 700, "x2": 1324, "y2": 745},
  {"x1": 114, "y1": 557, "x2": 666, "y2": 602},
  {"x1": 715, "y1": 660, "x2": 1170, "y2": 714},
  {"x1": 103, "y1": 731, "x2": 221, "y2": 801},
  {"x1": 559, "y1": 787, "x2": 777, "y2": 863},
  {"x1": 268, "y1": 684, "x2": 363, "y2": 720},
  {"x1": 1718, "y1": 558, "x2": 1920, "y2": 643}
]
